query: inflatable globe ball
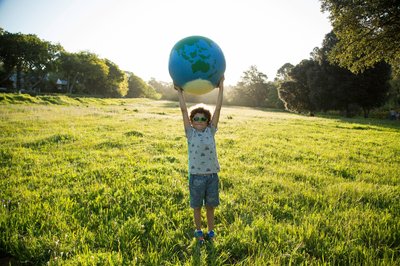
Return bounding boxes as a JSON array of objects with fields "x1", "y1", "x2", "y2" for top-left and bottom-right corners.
[{"x1": 168, "y1": 36, "x2": 226, "y2": 95}]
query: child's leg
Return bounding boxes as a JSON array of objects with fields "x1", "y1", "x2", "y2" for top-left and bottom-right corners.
[
  {"x1": 206, "y1": 206, "x2": 215, "y2": 232},
  {"x1": 205, "y1": 173, "x2": 219, "y2": 233},
  {"x1": 193, "y1": 207, "x2": 202, "y2": 230}
]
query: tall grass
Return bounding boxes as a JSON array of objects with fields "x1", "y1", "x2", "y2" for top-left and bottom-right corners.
[{"x1": 0, "y1": 93, "x2": 399, "y2": 265}]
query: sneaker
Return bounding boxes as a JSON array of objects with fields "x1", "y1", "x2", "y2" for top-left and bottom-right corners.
[
  {"x1": 194, "y1": 230, "x2": 204, "y2": 244},
  {"x1": 207, "y1": 230, "x2": 216, "y2": 241}
]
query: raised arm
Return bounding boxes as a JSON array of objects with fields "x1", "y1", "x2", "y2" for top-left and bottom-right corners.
[
  {"x1": 176, "y1": 86, "x2": 191, "y2": 133},
  {"x1": 211, "y1": 76, "x2": 224, "y2": 128}
]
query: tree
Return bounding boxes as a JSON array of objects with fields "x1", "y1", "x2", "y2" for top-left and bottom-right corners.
[
  {"x1": 0, "y1": 30, "x2": 63, "y2": 91},
  {"x1": 279, "y1": 31, "x2": 392, "y2": 117},
  {"x1": 104, "y1": 59, "x2": 128, "y2": 97},
  {"x1": 75, "y1": 52, "x2": 109, "y2": 95},
  {"x1": 315, "y1": 31, "x2": 392, "y2": 117},
  {"x1": 320, "y1": 0, "x2": 400, "y2": 75},
  {"x1": 126, "y1": 73, "x2": 160, "y2": 99},
  {"x1": 278, "y1": 60, "x2": 318, "y2": 114},
  {"x1": 264, "y1": 82, "x2": 284, "y2": 109},
  {"x1": 23, "y1": 35, "x2": 62, "y2": 91},
  {"x1": 278, "y1": 81, "x2": 312, "y2": 113},
  {"x1": 311, "y1": 33, "x2": 357, "y2": 114},
  {"x1": 58, "y1": 51, "x2": 127, "y2": 97},
  {"x1": 148, "y1": 78, "x2": 177, "y2": 101},
  {"x1": 354, "y1": 61, "x2": 391, "y2": 118},
  {"x1": 388, "y1": 77, "x2": 400, "y2": 107},
  {"x1": 58, "y1": 51, "x2": 108, "y2": 95},
  {"x1": 275, "y1": 63, "x2": 294, "y2": 81},
  {"x1": 231, "y1": 65, "x2": 269, "y2": 107},
  {"x1": 1, "y1": 29, "x2": 134, "y2": 97},
  {"x1": 57, "y1": 51, "x2": 82, "y2": 94},
  {"x1": 0, "y1": 31, "x2": 21, "y2": 88}
]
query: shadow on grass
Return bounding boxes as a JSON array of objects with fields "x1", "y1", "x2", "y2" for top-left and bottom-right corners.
[
  {"x1": 160, "y1": 101, "x2": 180, "y2": 109},
  {"x1": 253, "y1": 104, "x2": 400, "y2": 131},
  {"x1": 205, "y1": 241, "x2": 217, "y2": 266},
  {"x1": 230, "y1": 102, "x2": 400, "y2": 131},
  {"x1": 0, "y1": 253, "x2": 17, "y2": 266},
  {"x1": 190, "y1": 241, "x2": 201, "y2": 266},
  {"x1": 319, "y1": 114, "x2": 400, "y2": 131},
  {"x1": 189, "y1": 239, "x2": 218, "y2": 266}
]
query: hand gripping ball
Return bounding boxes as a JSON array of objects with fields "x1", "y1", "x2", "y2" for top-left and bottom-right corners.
[{"x1": 168, "y1": 36, "x2": 226, "y2": 95}]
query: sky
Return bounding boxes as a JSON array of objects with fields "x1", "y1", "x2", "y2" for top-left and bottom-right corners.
[{"x1": 0, "y1": 0, "x2": 332, "y2": 86}]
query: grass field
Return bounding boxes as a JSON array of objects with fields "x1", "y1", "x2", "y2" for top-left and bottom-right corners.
[{"x1": 1, "y1": 93, "x2": 399, "y2": 265}]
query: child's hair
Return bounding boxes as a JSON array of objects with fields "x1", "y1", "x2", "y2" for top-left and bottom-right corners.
[{"x1": 190, "y1": 106, "x2": 212, "y2": 124}]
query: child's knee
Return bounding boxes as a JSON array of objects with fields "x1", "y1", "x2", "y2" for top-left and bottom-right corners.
[{"x1": 205, "y1": 205, "x2": 214, "y2": 211}]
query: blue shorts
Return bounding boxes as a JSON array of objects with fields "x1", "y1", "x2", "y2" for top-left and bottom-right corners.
[{"x1": 189, "y1": 173, "x2": 220, "y2": 208}]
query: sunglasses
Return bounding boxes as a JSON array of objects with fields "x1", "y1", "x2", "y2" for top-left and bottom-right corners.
[{"x1": 193, "y1": 117, "x2": 208, "y2": 122}]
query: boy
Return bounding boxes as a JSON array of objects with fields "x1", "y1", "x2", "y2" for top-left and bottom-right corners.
[{"x1": 176, "y1": 77, "x2": 224, "y2": 244}]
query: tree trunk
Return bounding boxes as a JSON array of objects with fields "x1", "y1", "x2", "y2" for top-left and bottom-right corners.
[
  {"x1": 29, "y1": 76, "x2": 45, "y2": 92},
  {"x1": 67, "y1": 75, "x2": 71, "y2": 94},
  {"x1": 16, "y1": 64, "x2": 22, "y2": 90},
  {"x1": 0, "y1": 72, "x2": 12, "y2": 84},
  {"x1": 363, "y1": 107, "x2": 370, "y2": 118},
  {"x1": 69, "y1": 73, "x2": 79, "y2": 94},
  {"x1": 345, "y1": 105, "x2": 351, "y2": 117}
]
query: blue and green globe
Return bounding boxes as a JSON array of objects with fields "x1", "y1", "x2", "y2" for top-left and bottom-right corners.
[{"x1": 168, "y1": 36, "x2": 226, "y2": 95}]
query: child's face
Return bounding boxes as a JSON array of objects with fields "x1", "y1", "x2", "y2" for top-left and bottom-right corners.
[{"x1": 191, "y1": 113, "x2": 208, "y2": 131}]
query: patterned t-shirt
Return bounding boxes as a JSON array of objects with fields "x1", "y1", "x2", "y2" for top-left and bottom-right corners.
[{"x1": 186, "y1": 125, "x2": 220, "y2": 174}]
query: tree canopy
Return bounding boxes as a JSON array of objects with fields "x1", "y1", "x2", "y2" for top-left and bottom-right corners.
[
  {"x1": 0, "y1": 29, "x2": 132, "y2": 97},
  {"x1": 320, "y1": 0, "x2": 400, "y2": 76},
  {"x1": 0, "y1": 31, "x2": 63, "y2": 90},
  {"x1": 230, "y1": 65, "x2": 281, "y2": 107},
  {"x1": 126, "y1": 72, "x2": 160, "y2": 99},
  {"x1": 278, "y1": 31, "x2": 392, "y2": 117}
]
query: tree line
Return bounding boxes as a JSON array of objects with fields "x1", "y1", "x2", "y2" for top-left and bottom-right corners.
[
  {"x1": 278, "y1": 32, "x2": 392, "y2": 118},
  {"x1": 148, "y1": 66, "x2": 283, "y2": 109},
  {"x1": 275, "y1": 0, "x2": 400, "y2": 117},
  {"x1": 0, "y1": 27, "x2": 282, "y2": 108},
  {"x1": 0, "y1": 28, "x2": 160, "y2": 99}
]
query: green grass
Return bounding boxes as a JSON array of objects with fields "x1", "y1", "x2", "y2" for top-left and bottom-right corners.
[{"x1": 1, "y1": 93, "x2": 400, "y2": 265}]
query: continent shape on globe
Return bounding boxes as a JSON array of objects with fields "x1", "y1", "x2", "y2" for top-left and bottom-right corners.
[{"x1": 168, "y1": 36, "x2": 226, "y2": 95}]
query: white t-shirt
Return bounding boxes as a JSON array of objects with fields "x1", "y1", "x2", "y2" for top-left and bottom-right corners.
[{"x1": 186, "y1": 125, "x2": 220, "y2": 174}]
